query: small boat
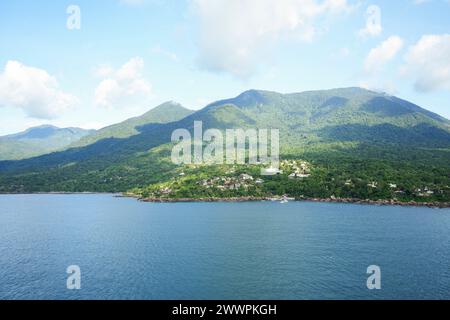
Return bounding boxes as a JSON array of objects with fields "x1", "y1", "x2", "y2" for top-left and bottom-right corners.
[{"x1": 280, "y1": 199, "x2": 288, "y2": 204}]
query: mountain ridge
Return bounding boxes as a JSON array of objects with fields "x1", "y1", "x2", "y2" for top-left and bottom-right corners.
[
  {"x1": 0, "y1": 125, "x2": 95, "y2": 161},
  {"x1": 70, "y1": 102, "x2": 193, "y2": 148},
  {"x1": 0, "y1": 87, "x2": 449, "y2": 197}
]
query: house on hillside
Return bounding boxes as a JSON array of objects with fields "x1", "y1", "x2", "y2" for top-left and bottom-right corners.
[{"x1": 261, "y1": 167, "x2": 283, "y2": 175}]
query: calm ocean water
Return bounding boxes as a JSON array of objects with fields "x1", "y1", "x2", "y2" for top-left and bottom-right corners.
[{"x1": 0, "y1": 194, "x2": 449, "y2": 300}]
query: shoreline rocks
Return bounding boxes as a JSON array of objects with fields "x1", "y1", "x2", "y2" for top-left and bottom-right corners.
[
  {"x1": 135, "y1": 195, "x2": 450, "y2": 208},
  {"x1": 140, "y1": 196, "x2": 268, "y2": 203}
]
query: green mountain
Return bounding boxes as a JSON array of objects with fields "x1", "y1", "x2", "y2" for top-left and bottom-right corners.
[
  {"x1": 0, "y1": 125, "x2": 95, "y2": 161},
  {"x1": 0, "y1": 87, "x2": 449, "y2": 203},
  {"x1": 200, "y1": 87, "x2": 450, "y2": 146},
  {"x1": 71, "y1": 101, "x2": 193, "y2": 148}
]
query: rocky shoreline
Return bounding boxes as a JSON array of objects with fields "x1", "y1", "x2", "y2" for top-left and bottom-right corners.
[
  {"x1": 128, "y1": 194, "x2": 450, "y2": 208},
  {"x1": 140, "y1": 196, "x2": 268, "y2": 203},
  {"x1": 298, "y1": 197, "x2": 450, "y2": 208},
  {"x1": 1, "y1": 192, "x2": 448, "y2": 208}
]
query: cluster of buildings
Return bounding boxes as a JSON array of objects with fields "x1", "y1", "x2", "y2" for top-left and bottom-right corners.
[
  {"x1": 198, "y1": 173, "x2": 263, "y2": 191},
  {"x1": 364, "y1": 180, "x2": 441, "y2": 198},
  {"x1": 367, "y1": 182, "x2": 398, "y2": 189},
  {"x1": 414, "y1": 187, "x2": 436, "y2": 197},
  {"x1": 158, "y1": 159, "x2": 447, "y2": 200},
  {"x1": 281, "y1": 160, "x2": 311, "y2": 179}
]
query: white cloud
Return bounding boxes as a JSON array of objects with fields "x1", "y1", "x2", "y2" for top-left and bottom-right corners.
[
  {"x1": 191, "y1": 0, "x2": 351, "y2": 78},
  {"x1": 358, "y1": 5, "x2": 382, "y2": 38},
  {"x1": 0, "y1": 61, "x2": 77, "y2": 119},
  {"x1": 402, "y1": 34, "x2": 450, "y2": 92},
  {"x1": 94, "y1": 57, "x2": 152, "y2": 108},
  {"x1": 364, "y1": 36, "x2": 404, "y2": 73}
]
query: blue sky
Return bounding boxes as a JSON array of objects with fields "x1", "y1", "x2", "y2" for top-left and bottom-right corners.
[{"x1": 0, "y1": 0, "x2": 449, "y2": 135}]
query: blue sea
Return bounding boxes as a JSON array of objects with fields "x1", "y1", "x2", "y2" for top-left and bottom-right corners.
[{"x1": 0, "y1": 194, "x2": 449, "y2": 300}]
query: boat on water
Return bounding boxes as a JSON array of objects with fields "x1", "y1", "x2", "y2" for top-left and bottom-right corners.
[{"x1": 269, "y1": 195, "x2": 295, "y2": 203}]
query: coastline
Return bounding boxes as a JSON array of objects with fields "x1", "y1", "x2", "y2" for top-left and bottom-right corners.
[
  {"x1": 1, "y1": 192, "x2": 448, "y2": 208},
  {"x1": 130, "y1": 194, "x2": 450, "y2": 208}
]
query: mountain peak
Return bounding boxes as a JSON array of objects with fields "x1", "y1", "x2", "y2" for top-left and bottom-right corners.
[
  {"x1": 208, "y1": 87, "x2": 384, "y2": 111},
  {"x1": 3, "y1": 125, "x2": 94, "y2": 140},
  {"x1": 154, "y1": 100, "x2": 183, "y2": 108},
  {"x1": 237, "y1": 89, "x2": 265, "y2": 97},
  {"x1": 206, "y1": 89, "x2": 277, "y2": 110},
  {"x1": 32, "y1": 124, "x2": 59, "y2": 129},
  {"x1": 142, "y1": 101, "x2": 191, "y2": 117},
  {"x1": 0, "y1": 125, "x2": 94, "y2": 160},
  {"x1": 69, "y1": 101, "x2": 194, "y2": 148},
  {"x1": 7, "y1": 125, "x2": 61, "y2": 139}
]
